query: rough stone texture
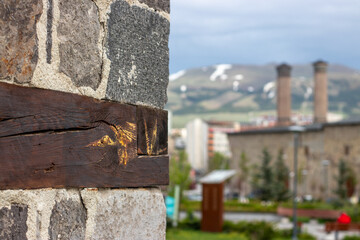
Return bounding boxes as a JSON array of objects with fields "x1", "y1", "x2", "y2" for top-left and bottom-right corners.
[
  {"x1": 0, "y1": 188, "x2": 166, "y2": 239},
  {"x1": 58, "y1": 0, "x2": 102, "y2": 90},
  {"x1": 105, "y1": 0, "x2": 169, "y2": 109},
  {"x1": 139, "y1": 0, "x2": 170, "y2": 13},
  {"x1": 0, "y1": 0, "x2": 170, "y2": 108},
  {"x1": 48, "y1": 200, "x2": 86, "y2": 240},
  {"x1": 81, "y1": 188, "x2": 166, "y2": 240},
  {"x1": 0, "y1": 204, "x2": 28, "y2": 240},
  {"x1": 0, "y1": 0, "x2": 43, "y2": 83},
  {"x1": 0, "y1": 0, "x2": 169, "y2": 237},
  {"x1": 46, "y1": 0, "x2": 53, "y2": 64}
]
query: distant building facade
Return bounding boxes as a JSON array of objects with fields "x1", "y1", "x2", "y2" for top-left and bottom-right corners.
[
  {"x1": 186, "y1": 119, "x2": 209, "y2": 171},
  {"x1": 186, "y1": 119, "x2": 239, "y2": 172},
  {"x1": 228, "y1": 61, "x2": 360, "y2": 199},
  {"x1": 228, "y1": 121, "x2": 360, "y2": 199}
]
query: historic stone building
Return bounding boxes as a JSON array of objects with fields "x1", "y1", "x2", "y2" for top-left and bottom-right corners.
[
  {"x1": 228, "y1": 61, "x2": 359, "y2": 199},
  {"x1": 228, "y1": 121, "x2": 360, "y2": 199}
]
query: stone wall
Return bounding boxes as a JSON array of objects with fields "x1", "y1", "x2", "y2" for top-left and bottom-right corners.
[
  {"x1": 0, "y1": 0, "x2": 169, "y2": 108},
  {"x1": 0, "y1": 0, "x2": 169, "y2": 239},
  {"x1": 0, "y1": 188, "x2": 166, "y2": 240}
]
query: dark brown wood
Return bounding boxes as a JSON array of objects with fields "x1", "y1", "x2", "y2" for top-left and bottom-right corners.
[
  {"x1": 201, "y1": 183, "x2": 224, "y2": 232},
  {"x1": 277, "y1": 207, "x2": 340, "y2": 219},
  {"x1": 137, "y1": 106, "x2": 168, "y2": 155},
  {"x1": 325, "y1": 222, "x2": 360, "y2": 233},
  {"x1": 0, "y1": 82, "x2": 168, "y2": 189}
]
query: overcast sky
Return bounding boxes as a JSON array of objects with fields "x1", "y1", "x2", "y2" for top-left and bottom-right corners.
[{"x1": 169, "y1": 0, "x2": 360, "y2": 73}]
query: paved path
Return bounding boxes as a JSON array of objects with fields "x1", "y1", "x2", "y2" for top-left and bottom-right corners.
[
  {"x1": 179, "y1": 212, "x2": 360, "y2": 240},
  {"x1": 180, "y1": 211, "x2": 281, "y2": 222}
]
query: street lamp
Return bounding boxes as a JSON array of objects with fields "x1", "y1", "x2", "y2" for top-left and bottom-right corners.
[
  {"x1": 289, "y1": 125, "x2": 306, "y2": 240},
  {"x1": 322, "y1": 160, "x2": 330, "y2": 201}
]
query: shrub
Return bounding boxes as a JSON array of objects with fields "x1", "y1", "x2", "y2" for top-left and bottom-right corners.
[
  {"x1": 223, "y1": 221, "x2": 276, "y2": 240},
  {"x1": 289, "y1": 216, "x2": 310, "y2": 223},
  {"x1": 178, "y1": 213, "x2": 201, "y2": 230},
  {"x1": 274, "y1": 229, "x2": 316, "y2": 240},
  {"x1": 343, "y1": 236, "x2": 360, "y2": 240}
]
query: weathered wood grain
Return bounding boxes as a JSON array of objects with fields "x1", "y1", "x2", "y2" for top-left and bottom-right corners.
[
  {"x1": 0, "y1": 82, "x2": 168, "y2": 189},
  {"x1": 137, "y1": 106, "x2": 168, "y2": 155}
]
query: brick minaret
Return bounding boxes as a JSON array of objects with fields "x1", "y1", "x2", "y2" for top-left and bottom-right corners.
[
  {"x1": 276, "y1": 63, "x2": 292, "y2": 126},
  {"x1": 313, "y1": 60, "x2": 328, "y2": 123}
]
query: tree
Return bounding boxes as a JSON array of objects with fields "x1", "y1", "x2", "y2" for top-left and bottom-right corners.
[
  {"x1": 272, "y1": 149, "x2": 290, "y2": 201},
  {"x1": 238, "y1": 151, "x2": 250, "y2": 197},
  {"x1": 208, "y1": 152, "x2": 229, "y2": 172},
  {"x1": 335, "y1": 159, "x2": 347, "y2": 200},
  {"x1": 168, "y1": 150, "x2": 192, "y2": 200},
  {"x1": 253, "y1": 148, "x2": 273, "y2": 201},
  {"x1": 346, "y1": 166, "x2": 357, "y2": 198}
]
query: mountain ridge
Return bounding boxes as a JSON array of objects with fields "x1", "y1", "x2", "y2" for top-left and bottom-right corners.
[{"x1": 166, "y1": 63, "x2": 360, "y2": 128}]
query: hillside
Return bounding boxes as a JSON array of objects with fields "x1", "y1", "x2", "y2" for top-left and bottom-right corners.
[{"x1": 166, "y1": 63, "x2": 360, "y2": 128}]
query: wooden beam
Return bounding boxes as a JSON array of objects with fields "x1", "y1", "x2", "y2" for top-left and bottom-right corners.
[
  {"x1": 0, "y1": 82, "x2": 168, "y2": 189},
  {"x1": 137, "y1": 106, "x2": 168, "y2": 155}
]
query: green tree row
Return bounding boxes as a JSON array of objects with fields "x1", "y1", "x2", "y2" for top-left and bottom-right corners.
[{"x1": 251, "y1": 148, "x2": 290, "y2": 202}]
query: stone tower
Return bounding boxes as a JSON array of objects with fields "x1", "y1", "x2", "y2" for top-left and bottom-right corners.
[
  {"x1": 0, "y1": 0, "x2": 169, "y2": 239},
  {"x1": 313, "y1": 60, "x2": 328, "y2": 123},
  {"x1": 276, "y1": 63, "x2": 292, "y2": 126}
]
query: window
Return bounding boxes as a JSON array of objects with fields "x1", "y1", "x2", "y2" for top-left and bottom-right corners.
[
  {"x1": 344, "y1": 145, "x2": 351, "y2": 156},
  {"x1": 304, "y1": 146, "x2": 310, "y2": 157}
]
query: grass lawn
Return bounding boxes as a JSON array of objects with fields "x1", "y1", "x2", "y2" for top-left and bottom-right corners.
[
  {"x1": 166, "y1": 229, "x2": 314, "y2": 240},
  {"x1": 167, "y1": 229, "x2": 247, "y2": 240}
]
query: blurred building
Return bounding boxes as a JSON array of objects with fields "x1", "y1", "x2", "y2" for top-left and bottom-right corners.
[
  {"x1": 186, "y1": 119, "x2": 239, "y2": 172},
  {"x1": 186, "y1": 119, "x2": 209, "y2": 171},
  {"x1": 168, "y1": 127, "x2": 186, "y2": 155},
  {"x1": 228, "y1": 121, "x2": 360, "y2": 199},
  {"x1": 207, "y1": 120, "x2": 240, "y2": 159},
  {"x1": 228, "y1": 61, "x2": 360, "y2": 199}
]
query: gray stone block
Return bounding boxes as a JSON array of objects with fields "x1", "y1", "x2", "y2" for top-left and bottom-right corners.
[
  {"x1": 81, "y1": 188, "x2": 166, "y2": 240},
  {"x1": 0, "y1": 0, "x2": 43, "y2": 83},
  {"x1": 48, "y1": 199, "x2": 86, "y2": 240},
  {"x1": 0, "y1": 204, "x2": 28, "y2": 240},
  {"x1": 105, "y1": 0, "x2": 169, "y2": 109},
  {"x1": 58, "y1": 0, "x2": 102, "y2": 90},
  {"x1": 139, "y1": 0, "x2": 170, "y2": 13}
]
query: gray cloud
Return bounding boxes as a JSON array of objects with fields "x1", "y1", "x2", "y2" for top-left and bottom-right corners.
[{"x1": 170, "y1": 0, "x2": 360, "y2": 73}]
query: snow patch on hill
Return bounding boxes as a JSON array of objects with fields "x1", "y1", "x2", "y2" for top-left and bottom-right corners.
[
  {"x1": 247, "y1": 86, "x2": 254, "y2": 93},
  {"x1": 170, "y1": 70, "x2": 186, "y2": 81},
  {"x1": 263, "y1": 81, "x2": 275, "y2": 93},
  {"x1": 234, "y1": 74, "x2": 244, "y2": 80},
  {"x1": 304, "y1": 87, "x2": 313, "y2": 99},
  {"x1": 233, "y1": 81, "x2": 240, "y2": 91},
  {"x1": 210, "y1": 64, "x2": 232, "y2": 81}
]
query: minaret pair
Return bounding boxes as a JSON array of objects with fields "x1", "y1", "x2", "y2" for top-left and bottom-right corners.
[{"x1": 276, "y1": 61, "x2": 328, "y2": 126}]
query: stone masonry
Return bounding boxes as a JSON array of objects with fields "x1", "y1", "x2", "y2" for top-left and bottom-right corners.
[
  {"x1": 0, "y1": 0, "x2": 169, "y2": 239},
  {"x1": 0, "y1": 0, "x2": 169, "y2": 108},
  {"x1": 0, "y1": 188, "x2": 166, "y2": 239}
]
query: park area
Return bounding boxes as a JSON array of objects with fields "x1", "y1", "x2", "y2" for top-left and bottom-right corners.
[
  {"x1": 166, "y1": 201, "x2": 360, "y2": 239},
  {"x1": 165, "y1": 199, "x2": 360, "y2": 239},
  {"x1": 166, "y1": 149, "x2": 360, "y2": 239}
]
